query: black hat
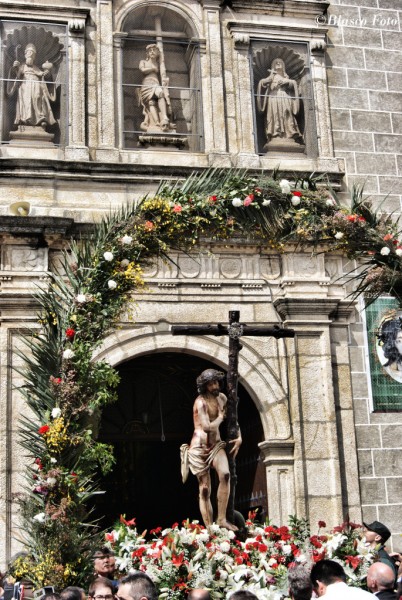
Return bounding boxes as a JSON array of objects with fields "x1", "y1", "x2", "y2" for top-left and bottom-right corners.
[{"x1": 363, "y1": 521, "x2": 391, "y2": 543}]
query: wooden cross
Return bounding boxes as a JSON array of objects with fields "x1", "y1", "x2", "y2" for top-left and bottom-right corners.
[{"x1": 172, "y1": 310, "x2": 295, "y2": 524}]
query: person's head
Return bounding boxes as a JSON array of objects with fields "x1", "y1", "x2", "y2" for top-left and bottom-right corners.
[
  {"x1": 60, "y1": 587, "x2": 86, "y2": 600},
  {"x1": 363, "y1": 521, "x2": 391, "y2": 546},
  {"x1": 380, "y1": 318, "x2": 402, "y2": 365},
  {"x1": 367, "y1": 562, "x2": 396, "y2": 592},
  {"x1": 146, "y1": 44, "x2": 160, "y2": 60},
  {"x1": 196, "y1": 369, "x2": 225, "y2": 396},
  {"x1": 228, "y1": 593, "x2": 258, "y2": 600},
  {"x1": 41, "y1": 594, "x2": 61, "y2": 600},
  {"x1": 24, "y1": 43, "x2": 37, "y2": 64},
  {"x1": 187, "y1": 591, "x2": 211, "y2": 600},
  {"x1": 117, "y1": 572, "x2": 157, "y2": 600},
  {"x1": 88, "y1": 578, "x2": 115, "y2": 600},
  {"x1": 93, "y1": 547, "x2": 115, "y2": 577},
  {"x1": 271, "y1": 58, "x2": 287, "y2": 77},
  {"x1": 310, "y1": 560, "x2": 346, "y2": 597},
  {"x1": 288, "y1": 564, "x2": 313, "y2": 600}
]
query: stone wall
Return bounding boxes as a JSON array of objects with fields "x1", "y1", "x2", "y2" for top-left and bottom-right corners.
[{"x1": 327, "y1": 0, "x2": 402, "y2": 551}]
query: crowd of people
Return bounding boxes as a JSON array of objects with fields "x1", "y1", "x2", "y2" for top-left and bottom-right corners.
[{"x1": 0, "y1": 520, "x2": 401, "y2": 600}]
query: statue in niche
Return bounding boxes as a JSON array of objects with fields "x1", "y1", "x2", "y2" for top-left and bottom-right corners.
[
  {"x1": 257, "y1": 57, "x2": 304, "y2": 150},
  {"x1": 138, "y1": 43, "x2": 174, "y2": 133},
  {"x1": 7, "y1": 43, "x2": 57, "y2": 129}
]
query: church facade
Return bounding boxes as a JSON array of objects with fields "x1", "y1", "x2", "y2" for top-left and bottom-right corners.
[{"x1": 0, "y1": 0, "x2": 401, "y2": 568}]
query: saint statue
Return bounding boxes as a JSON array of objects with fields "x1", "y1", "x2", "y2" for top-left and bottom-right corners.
[
  {"x1": 257, "y1": 57, "x2": 303, "y2": 150},
  {"x1": 180, "y1": 369, "x2": 242, "y2": 531},
  {"x1": 7, "y1": 43, "x2": 56, "y2": 130},
  {"x1": 138, "y1": 44, "x2": 173, "y2": 133}
]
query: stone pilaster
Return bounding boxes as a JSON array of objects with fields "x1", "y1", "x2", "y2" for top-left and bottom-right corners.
[
  {"x1": 65, "y1": 19, "x2": 90, "y2": 161},
  {"x1": 274, "y1": 297, "x2": 345, "y2": 527},
  {"x1": 199, "y1": 0, "x2": 228, "y2": 157},
  {"x1": 95, "y1": 0, "x2": 119, "y2": 162},
  {"x1": 310, "y1": 40, "x2": 334, "y2": 159},
  {"x1": 259, "y1": 440, "x2": 296, "y2": 525}
]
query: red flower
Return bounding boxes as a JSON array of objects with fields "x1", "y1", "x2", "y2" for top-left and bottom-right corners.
[
  {"x1": 347, "y1": 214, "x2": 358, "y2": 222},
  {"x1": 132, "y1": 547, "x2": 146, "y2": 558},
  {"x1": 34, "y1": 458, "x2": 43, "y2": 470},
  {"x1": 292, "y1": 191, "x2": 302, "y2": 197},
  {"x1": 383, "y1": 233, "x2": 394, "y2": 241},
  {"x1": 150, "y1": 526, "x2": 162, "y2": 535},
  {"x1": 38, "y1": 425, "x2": 50, "y2": 435},
  {"x1": 105, "y1": 532, "x2": 115, "y2": 543},
  {"x1": 65, "y1": 328, "x2": 75, "y2": 340},
  {"x1": 346, "y1": 555, "x2": 361, "y2": 570},
  {"x1": 358, "y1": 216, "x2": 366, "y2": 222},
  {"x1": 144, "y1": 221, "x2": 154, "y2": 231},
  {"x1": 173, "y1": 205, "x2": 182, "y2": 213},
  {"x1": 209, "y1": 195, "x2": 218, "y2": 203},
  {"x1": 171, "y1": 552, "x2": 185, "y2": 567},
  {"x1": 70, "y1": 472, "x2": 78, "y2": 482},
  {"x1": 244, "y1": 194, "x2": 254, "y2": 206},
  {"x1": 171, "y1": 522, "x2": 179, "y2": 529},
  {"x1": 120, "y1": 515, "x2": 136, "y2": 526},
  {"x1": 318, "y1": 520, "x2": 326, "y2": 528}
]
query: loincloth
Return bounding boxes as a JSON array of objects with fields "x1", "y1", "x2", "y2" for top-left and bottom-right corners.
[{"x1": 180, "y1": 441, "x2": 226, "y2": 483}]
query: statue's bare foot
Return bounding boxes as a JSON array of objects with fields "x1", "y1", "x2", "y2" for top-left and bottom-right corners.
[{"x1": 217, "y1": 518, "x2": 238, "y2": 532}]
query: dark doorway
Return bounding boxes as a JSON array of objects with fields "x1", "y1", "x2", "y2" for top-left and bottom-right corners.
[{"x1": 94, "y1": 352, "x2": 267, "y2": 530}]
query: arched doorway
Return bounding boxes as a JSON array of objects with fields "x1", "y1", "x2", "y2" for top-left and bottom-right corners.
[{"x1": 94, "y1": 352, "x2": 267, "y2": 530}]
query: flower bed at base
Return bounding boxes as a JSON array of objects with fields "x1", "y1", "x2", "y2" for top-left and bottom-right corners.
[{"x1": 105, "y1": 516, "x2": 375, "y2": 600}]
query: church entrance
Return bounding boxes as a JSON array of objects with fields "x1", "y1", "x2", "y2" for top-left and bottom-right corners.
[{"x1": 94, "y1": 352, "x2": 267, "y2": 530}]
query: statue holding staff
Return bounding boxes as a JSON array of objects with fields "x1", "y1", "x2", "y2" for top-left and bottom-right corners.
[{"x1": 138, "y1": 43, "x2": 173, "y2": 133}]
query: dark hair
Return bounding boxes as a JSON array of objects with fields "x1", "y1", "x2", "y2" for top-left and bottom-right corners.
[
  {"x1": 380, "y1": 318, "x2": 402, "y2": 367},
  {"x1": 89, "y1": 578, "x2": 115, "y2": 597},
  {"x1": 60, "y1": 587, "x2": 84, "y2": 600},
  {"x1": 196, "y1": 369, "x2": 225, "y2": 395},
  {"x1": 42, "y1": 594, "x2": 61, "y2": 600},
  {"x1": 94, "y1": 547, "x2": 114, "y2": 559},
  {"x1": 288, "y1": 564, "x2": 313, "y2": 600},
  {"x1": 310, "y1": 560, "x2": 346, "y2": 587},
  {"x1": 229, "y1": 593, "x2": 259, "y2": 600},
  {"x1": 118, "y1": 572, "x2": 157, "y2": 600}
]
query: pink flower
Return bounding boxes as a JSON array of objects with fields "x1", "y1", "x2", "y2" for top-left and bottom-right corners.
[
  {"x1": 384, "y1": 233, "x2": 394, "y2": 241},
  {"x1": 244, "y1": 194, "x2": 254, "y2": 206},
  {"x1": 173, "y1": 205, "x2": 182, "y2": 213},
  {"x1": 144, "y1": 221, "x2": 154, "y2": 231}
]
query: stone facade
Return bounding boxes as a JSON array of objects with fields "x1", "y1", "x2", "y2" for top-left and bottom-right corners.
[{"x1": 0, "y1": 0, "x2": 401, "y2": 569}]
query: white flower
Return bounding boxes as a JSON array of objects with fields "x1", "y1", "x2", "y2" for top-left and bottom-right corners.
[
  {"x1": 381, "y1": 246, "x2": 391, "y2": 255},
  {"x1": 335, "y1": 232, "x2": 344, "y2": 239},
  {"x1": 50, "y1": 457, "x2": 57, "y2": 464},
  {"x1": 198, "y1": 530, "x2": 209, "y2": 542},
  {"x1": 219, "y1": 570, "x2": 228, "y2": 581},
  {"x1": 232, "y1": 197, "x2": 242, "y2": 207},
  {"x1": 76, "y1": 294, "x2": 86, "y2": 303},
  {"x1": 33, "y1": 512, "x2": 46, "y2": 523},
  {"x1": 63, "y1": 349, "x2": 75, "y2": 360},
  {"x1": 46, "y1": 477, "x2": 57, "y2": 486},
  {"x1": 326, "y1": 198, "x2": 335, "y2": 206},
  {"x1": 108, "y1": 279, "x2": 117, "y2": 289},
  {"x1": 282, "y1": 544, "x2": 292, "y2": 555},
  {"x1": 121, "y1": 235, "x2": 133, "y2": 245},
  {"x1": 262, "y1": 199, "x2": 271, "y2": 206},
  {"x1": 51, "y1": 407, "x2": 61, "y2": 419},
  {"x1": 279, "y1": 179, "x2": 291, "y2": 194},
  {"x1": 227, "y1": 530, "x2": 236, "y2": 539},
  {"x1": 103, "y1": 251, "x2": 114, "y2": 261},
  {"x1": 220, "y1": 541, "x2": 231, "y2": 553},
  {"x1": 396, "y1": 248, "x2": 402, "y2": 257},
  {"x1": 291, "y1": 196, "x2": 301, "y2": 206},
  {"x1": 121, "y1": 259, "x2": 130, "y2": 268}
]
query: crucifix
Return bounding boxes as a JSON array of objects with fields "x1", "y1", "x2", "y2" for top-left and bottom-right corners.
[{"x1": 172, "y1": 310, "x2": 295, "y2": 526}]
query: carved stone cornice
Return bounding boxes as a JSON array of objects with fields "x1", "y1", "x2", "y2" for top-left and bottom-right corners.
[
  {"x1": 259, "y1": 439, "x2": 295, "y2": 465},
  {"x1": 0, "y1": 1, "x2": 90, "y2": 22},
  {"x1": 227, "y1": 0, "x2": 329, "y2": 17},
  {"x1": 274, "y1": 297, "x2": 348, "y2": 322},
  {"x1": 0, "y1": 216, "x2": 74, "y2": 242}
]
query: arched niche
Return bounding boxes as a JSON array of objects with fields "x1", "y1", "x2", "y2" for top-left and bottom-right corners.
[{"x1": 118, "y1": 3, "x2": 203, "y2": 151}]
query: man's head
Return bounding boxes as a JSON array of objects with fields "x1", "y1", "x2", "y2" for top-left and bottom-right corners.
[
  {"x1": 310, "y1": 560, "x2": 346, "y2": 597},
  {"x1": 24, "y1": 43, "x2": 37, "y2": 65},
  {"x1": 94, "y1": 547, "x2": 115, "y2": 577},
  {"x1": 288, "y1": 564, "x2": 313, "y2": 600},
  {"x1": 60, "y1": 588, "x2": 85, "y2": 600},
  {"x1": 228, "y1": 592, "x2": 258, "y2": 600},
  {"x1": 367, "y1": 562, "x2": 396, "y2": 592},
  {"x1": 363, "y1": 521, "x2": 391, "y2": 546},
  {"x1": 117, "y1": 572, "x2": 157, "y2": 600},
  {"x1": 196, "y1": 369, "x2": 225, "y2": 395},
  {"x1": 187, "y1": 590, "x2": 211, "y2": 600},
  {"x1": 89, "y1": 577, "x2": 115, "y2": 600}
]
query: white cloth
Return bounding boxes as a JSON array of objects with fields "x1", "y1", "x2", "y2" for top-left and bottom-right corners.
[{"x1": 323, "y1": 582, "x2": 373, "y2": 599}]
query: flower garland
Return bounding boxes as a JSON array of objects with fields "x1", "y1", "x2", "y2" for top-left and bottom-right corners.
[
  {"x1": 10, "y1": 169, "x2": 402, "y2": 590},
  {"x1": 104, "y1": 516, "x2": 375, "y2": 600}
]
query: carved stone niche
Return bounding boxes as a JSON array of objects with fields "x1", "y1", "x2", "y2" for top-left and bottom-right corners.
[
  {"x1": 2, "y1": 24, "x2": 65, "y2": 146},
  {"x1": 252, "y1": 43, "x2": 316, "y2": 157}
]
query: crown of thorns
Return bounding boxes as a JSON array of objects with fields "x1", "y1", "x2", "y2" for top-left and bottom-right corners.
[{"x1": 196, "y1": 369, "x2": 225, "y2": 388}]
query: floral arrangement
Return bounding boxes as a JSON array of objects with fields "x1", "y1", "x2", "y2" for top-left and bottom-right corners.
[
  {"x1": 10, "y1": 169, "x2": 402, "y2": 590},
  {"x1": 103, "y1": 515, "x2": 374, "y2": 600}
]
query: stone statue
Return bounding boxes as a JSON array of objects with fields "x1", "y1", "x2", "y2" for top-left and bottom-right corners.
[
  {"x1": 180, "y1": 369, "x2": 242, "y2": 531},
  {"x1": 257, "y1": 57, "x2": 303, "y2": 150},
  {"x1": 7, "y1": 43, "x2": 56, "y2": 130},
  {"x1": 138, "y1": 43, "x2": 172, "y2": 133}
]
